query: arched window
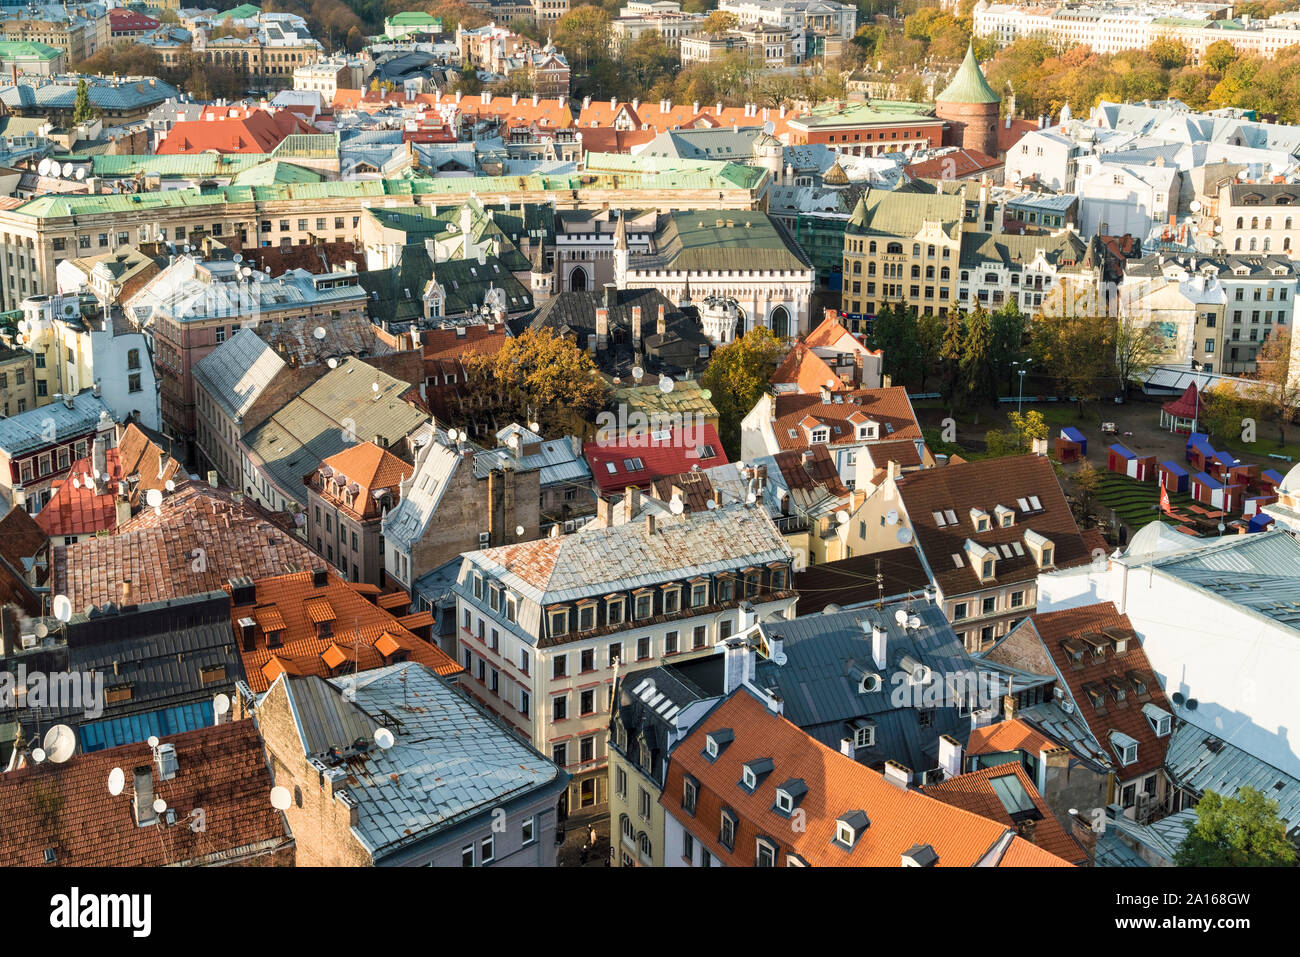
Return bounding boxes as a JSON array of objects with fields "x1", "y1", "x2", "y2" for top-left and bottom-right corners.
[
  {"x1": 1287, "y1": 217, "x2": 1294, "y2": 230},
  {"x1": 912, "y1": 243, "x2": 920, "y2": 257},
  {"x1": 1235, "y1": 238, "x2": 1243, "y2": 251},
  {"x1": 868, "y1": 241, "x2": 877, "y2": 253},
  {"x1": 1252, "y1": 217, "x2": 1259, "y2": 229},
  {"x1": 1264, "y1": 237, "x2": 1272, "y2": 251},
  {"x1": 1286, "y1": 237, "x2": 1292, "y2": 251},
  {"x1": 1237, "y1": 217, "x2": 1244, "y2": 228},
  {"x1": 927, "y1": 245, "x2": 935, "y2": 258},
  {"x1": 867, "y1": 262, "x2": 876, "y2": 276},
  {"x1": 1266, "y1": 217, "x2": 1273, "y2": 229},
  {"x1": 620, "y1": 814, "x2": 633, "y2": 842},
  {"x1": 639, "y1": 833, "x2": 652, "y2": 858},
  {"x1": 886, "y1": 242, "x2": 902, "y2": 254},
  {"x1": 925, "y1": 266, "x2": 935, "y2": 279},
  {"x1": 940, "y1": 267, "x2": 950, "y2": 280},
  {"x1": 852, "y1": 260, "x2": 861, "y2": 274},
  {"x1": 1250, "y1": 237, "x2": 1258, "y2": 251},
  {"x1": 911, "y1": 265, "x2": 920, "y2": 279}
]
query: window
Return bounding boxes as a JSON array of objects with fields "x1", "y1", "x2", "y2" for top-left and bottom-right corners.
[
  {"x1": 608, "y1": 642, "x2": 622, "y2": 666},
  {"x1": 693, "y1": 625, "x2": 707, "y2": 649},
  {"x1": 1010, "y1": 591, "x2": 1025, "y2": 608},
  {"x1": 634, "y1": 593, "x2": 652, "y2": 619},
  {"x1": 580, "y1": 735, "x2": 595, "y2": 763},
  {"x1": 683, "y1": 832, "x2": 695, "y2": 863},
  {"x1": 550, "y1": 609, "x2": 568, "y2": 636},
  {"x1": 480, "y1": 835, "x2": 494, "y2": 864},
  {"x1": 607, "y1": 598, "x2": 624, "y2": 625},
  {"x1": 665, "y1": 630, "x2": 679, "y2": 655},
  {"x1": 639, "y1": 787, "x2": 651, "y2": 819},
  {"x1": 719, "y1": 810, "x2": 736, "y2": 850},
  {"x1": 552, "y1": 695, "x2": 568, "y2": 722},
  {"x1": 520, "y1": 690, "x2": 529, "y2": 716},
  {"x1": 982, "y1": 596, "x2": 996, "y2": 615},
  {"x1": 691, "y1": 582, "x2": 708, "y2": 606},
  {"x1": 682, "y1": 776, "x2": 698, "y2": 814},
  {"x1": 615, "y1": 766, "x2": 627, "y2": 797},
  {"x1": 553, "y1": 654, "x2": 568, "y2": 679},
  {"x1": 580, "y1": 689, "x2": 595, "y2": 715},
  {"x1": 580, "y1": 648, "x2": 595, "y2": 672},
  {"x1": 579, "y1": 604, "x2": 595, "y2": 631},
  {"x1": 462, "y1": 844, "x2": 474, "y2": 867},
  {"x1": 755, "y1": 838, "x2": 776, "y2": 867},
  {"x1": 519, "y1": 648, "x2": 530, "y2": 674},
  {"x1": 636, "y1": 636, "x2": 651, "y2": 660},
  {"x1": 662, "y1": 587, "x2": 680, "y2": 614},
  {"x1": 854, "y1": 724, "x2": 875, "y2": 748},
  {"x1": 553, "y1": 742, "x2": 568, "y2": 766},
  {"x1": 953, "y1": 602, "x2": 968, "y2": 621},
  {"x1": 521, "y1": 817, "x2": 535, "y2": 845}
]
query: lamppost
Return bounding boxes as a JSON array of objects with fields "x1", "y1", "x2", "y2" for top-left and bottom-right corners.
[
  {"x1": 1012, "y1": 359, "x2": 1031, "y2": 415},
  {"x1": 1190, "y1": 359, "x2": 1203, "y2": 434}
]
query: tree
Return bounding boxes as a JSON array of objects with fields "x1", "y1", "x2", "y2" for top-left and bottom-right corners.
[
  {"x1": 1070, "y1": 459, "x2": 1103, "y2": 526},
  {"x1": 1028, "y1": 312, "x2": 1114, "y2": 413},
  {"x1": 458, "y1": 330, "x2": 609, "y2": 438},
  {"x1": 984, "y1": 409, "x2": 1047, "y2": 458},
  {"x1": 940, "y1": 310, "x2": 964, "y2": 406},
  {"x1": 701, "y1": 326, "x2": 785, "y2": 459},
  {"x1": 989, "y1": 301, "x2": 1027, "y2": 394},
  {"x1": 1245, "y1": 327, "x2": 1300, "y2": 447},
  {"x1": 916, "y1": 311, "x2": 945, "y2": 394},
  {"x1": 701, "y1": 10, "x2": 739, "y2": 34},
  {"x1": 1113, "y1": 319, "x2": 1162, "y2": 391},
  {"x1": 72, "y1": 78, "x2": 97, "y2": 124},
  {"x1": 345, "y1": 25, "x2": 364, "y2": 53},
  {"x1": 555, "y1": 5, "x2": 611, "y2": 73},
  {"x1": 959, "y1": 306, "x2": 995, "y2": 414},
  {"x1": 1174, "y1": 787, "x2": 1297, "y2": 867},
  {"x1": 1204, "y1": 39, "x2": 1239, "y2": 74},
  {"x1": 1199, "y1": 381, "x2": 1261, "y2": 446},
  {"x1": 1148, "y1": 36, "x2": 1188, "y2": 69},
  {"x1": 867, "y1": 303, "x2": 922, "y2": 389}
]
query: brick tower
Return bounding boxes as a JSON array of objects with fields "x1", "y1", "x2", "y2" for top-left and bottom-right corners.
[{"x1": 935, "y1": 42, "x2": 1001, "y2": 158}]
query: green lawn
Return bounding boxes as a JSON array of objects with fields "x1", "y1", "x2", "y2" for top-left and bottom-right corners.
[{"x1": 1092, "y1": 472, "x2": 1199, "y2": 532}]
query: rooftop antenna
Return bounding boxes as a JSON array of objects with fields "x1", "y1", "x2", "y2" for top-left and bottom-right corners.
[
  {"x1": 875, "y1": 557, "x2": 884, "y2": 607},
  {"x1": 270, "y1": 786, "x2": 292, "y2": 810},
  {"x1": 43, "y1": 725, "x2": 76, "y2": 764}
]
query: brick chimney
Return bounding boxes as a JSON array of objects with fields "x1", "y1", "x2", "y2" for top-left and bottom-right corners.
[
  {"x1": 656, "y1": 304, "x2": 666, "y2": 337},
  {"x1": 596, "y1": 307, "x2": 609, "y2": 352},
  {"x1": 631, "y1": 306, "x2": 643, "y2": 349}
]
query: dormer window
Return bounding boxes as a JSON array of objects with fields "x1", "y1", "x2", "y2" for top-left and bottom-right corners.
[
  {"x1": 704, "y1": 729, "x2": 733, "y2": 760},
  {"x1": 971, "y1": 507, "x2": 990, "y2": 532},
  {"x1": 740, "y1": 757, "x2": 773, "y2": 792},
  {"x1": 1110, "y1": 731, "x2": 1139, "y2": 766},
  {"x1": 549, "y1": 609, "x2": 568, "y2": 636},
  {"x1": 811, "y1": 426, "x2": 829, "y2": 444},
  {"x1": 773, "y1": 778, "x2": 807, "y2": 815},
  {"x1": 995, "y1": 504, "x2": 1015, "y2": 528},
  {"x1": 1143, "y1": 703, "x2": 1172, "y2": 737},
  {"x1": 1023, "y1": 528, "x2": 1055, "y2": 569},
  {"x1": 834, "y1": 810, "x2": 868, "y2": 849}
]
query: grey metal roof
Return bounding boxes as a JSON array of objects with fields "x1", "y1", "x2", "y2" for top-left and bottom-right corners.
[
  {"x1": 381, "y1": 434, "x2": 465, "y2": 553},
  {"x1": 280, "y1": 663, "x2": 562, "y2": 859},
  {"x1": 286, "y1": 675, "x2": 380, "y2": 757},
  {"x1": 752, "y1": 600, "x2": 974, "y2": 772},
  {"x1": 192, "y1": 328, "x2": 287, "y2": 420},
  {"x1": 0, "y1": 390, "x2": 113, "y2": 457},
  {"x1": 1167, "y1": 719, "x2": 1300, "y2": 832},
  {"x1": 463, "y1": 502, "x2": 793, "y2": 605}
]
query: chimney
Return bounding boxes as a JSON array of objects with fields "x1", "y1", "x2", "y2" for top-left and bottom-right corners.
[
  {"x1": 632, "y1": 306, "x2": 643, "y2": 348},
  {"x1": 645, "y1": 513, "x2": 656, "y2": 535},
  {"x1": 722, "y1": 636, "x2": 755, "y2": 694},
  {"x1": 115, "y1": 495, "x2": 132, "y2": 528},
  {"x1": 1069, "y1": 809, "x2": 1098, "y2": 865},
  {"x1": 871, "y1": 623, "x2": 887, "y2": 669},
  {"x1": 603, "y1": 282, "x2": 617, "y2": 310},
  {"x1": 625, "y1": 485, "x2": 641, "y2": 520},
  {"x1": 63, "y1": 394, "x2": 74, "y2": 410},
  {"x1": 596, "y1": 307, "x2": 609, "y2": 351},
  {"x1": 92, "y1": 435, "x2": 107, "y2": 477},
  {"x1": 657, "y1": 304, "x2": 666, "y2": 336},
  {"x1": 938, "y1": 734, "x2": 962, "y2": 779},
  {"x1": 596, "y1": 496, "x2": 613, "y2": 526},
  {"x1": 883, "y1": 760, "x2": 912, "y2": 789},
  {"x1": 132, "y1": 767, "x2": 157, "y2": 826},
  {"x1": 819, "y1": 384, "x2": 831, "y2": 404},
  {"x1": 737, "y1": 600, "x2": 758, "y2": 633},
  {"x1": 840, "y1": 737, "x2": 856, "y2": 759},
  {"x1": 1003, "y1": 692, "x2": 1019, "y2": 720}
]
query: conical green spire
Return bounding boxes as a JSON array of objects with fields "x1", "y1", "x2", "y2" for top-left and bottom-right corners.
[{"x1": 937, "y1": 42, "x2": 1000, "y2": 105}]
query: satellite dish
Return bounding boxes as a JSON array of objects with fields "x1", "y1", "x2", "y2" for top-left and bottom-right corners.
[
  {"x1": 294, "y1": 512, "x2": 306, "y2": 527},
  {"x1": 529, "y1": 421, "x2": 540, "y2": 432},
  {"x1": 699, "y1": 388, "x2": 712, "y2": 401},
  {"x1": 269, "y1": 786, "x2": 292, "y2": 810},
  {"x1": 669, "y1": 496, "x2": 684, "y2": 515},
  {"x1": 895, "y1": 609, "x2": 908, "y2": 624},
  {"x1": 53, "y1": 594, "x2": 73, "y2": 623},
  {"x1": 164, "y1": 479, "x2": 176, "y2": 492},
  {"x1": 145, "y1": 488, "x2": 163, "y2": 508},
  {"x1": 37, "y1": 158, "x2": 51, "y2": 176},
  {"x1": 35, "y1": 622, "x2": 48, "y2": 638},
  {"x1": 374, "y1": 728, "x2": 395, "y2": 750},
  {"x1": 764, "y1": 120, "x2": 776, "y2": 135},
  {"x1": 885, "y1": 510, "x2": 898, "y2": 525},
  {"x1": 327, "y1": 357, "x2": 338, "y2": 369},
  {"x1": 515, "y1": 524, "x2": 525, "y2": 536},
  {"x1": 706, "y1": 499, "x2": 717, "y2": 510},
  {"x1": 147, "y1": 735, "x2": 160, "y2": 749},
  {"x1": 447, "y1": 428, "x2": 459, "y2": 442},
  {"x1": 61, "y1": 162, "x2": 73, "y2": 178},
  {"x1": 659, "y1": 376, "x2": 674, "y2": 394},
  {"x1": 152, "y1": 798, "x2": 167, "y2": 814},
  {"x1": 313, "y1": 326, "x2": 326, "y2": 340},
  {"x1": 372, "y1": 382, "x2": 380, "y2": 393},
  {"x1": 907, "y1": 615, "x2": 921, "y2": 630},
  {"x1": 745, "y1": 491, "x2": 757, "y2": 504},
  {"x1": 108, "y1": 767, "x2": 125, "y2": 796},
  {"x1": 232, "y1": 253, "x2": 243, "y2": 264},
  {"x1": 896, "y1": 527, "x2": 913, "y2": 544},
  {"x1": 835, "y1": 509, "x2": 849, "y2": 525},
  {"x1": 75, "y1": 167, "x2": 86, "y2": 181},
  {"x1": 1171, "y1": 692, "x2": 1185, "y2": 706},
  {"x1": 71, "y1": 476, "x2": 81, "y2": 490},
  {"x1": 1186, "y1": 698, "x2": 1199, "y2": 711},
  {"x1": 1214, "y1": 224, "x2": 1223, "y2": 234},
  {"x1": 1189, "y1": 200, "x2": 1202, "y2": 213},
  {"x1": 43, "y1": 725, "x2": 76, "y2": 763},
  {"x1": 214, "y1": 693, "x2": 231, "y2": 716},
  {"x1": 506, "y1": 433, "x2": 519, "y2": 449},
  {"x1": 31, "y1": 748, "x2": 46, "y2": 764},
  {"x1": 632, "y1": 365, "x2": 644, "y2": 380}
]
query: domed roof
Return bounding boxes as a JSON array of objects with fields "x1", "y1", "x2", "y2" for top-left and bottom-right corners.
[
  {"x1": 752, "y1": 130, "x2": 781, "y2": 150},
  {"x1": 822, "y1": 161, "x2": 849, "y2": 186},
  {"x1": 936, "y1": 43, "x2": 1000, "y2": 106}
]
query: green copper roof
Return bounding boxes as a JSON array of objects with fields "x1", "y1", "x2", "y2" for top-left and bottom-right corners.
[
  {"x1": 0, "y1": 40, "x2": 63, "y2": 61},
  {"x1": 219, "y1": 4, "x2": 261, "y2": 19},
  {"x1": 388, "y1": 11, "x2": 442, "y2": 25},
  {"x1": 232, "y1": 160, "x2": 326, "y2": 186},
  {"x1": 936, "y1": 43, "x2": 1000, "y2": 106}
]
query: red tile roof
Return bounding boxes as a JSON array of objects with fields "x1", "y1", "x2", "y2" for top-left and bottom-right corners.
[
  {"x1": 230, "y1": 569, "x2": 462, "y2": 692},
  {"x1": 157, "y1": 107, "x2": 317, "y2": 154},
  {"x1": 576, "y1": 128, "x2": 658, "y2": 153},
  {"x1": 0, "y1": 502, "x2": 47, "y2": 571},
  {"x1": 52, "y1": 484, "x2": 320, "y2": 609},
  {"x1": 966, "y1": 718, "x2": 1063, "y2": 759},
  {"x1": 770, "y1": 386, "x2": 921, "y2": 451},
  {"x1": 998, "y1": 117, "x2": 1040, "y2": 155},
  {"x1": 1028, "y1": 602, "x2": 1173, "y2": 780},
  {"x1": 895, "y1": 453, "x2": 1091, "y2": 597},
  {"x1": 662, "y1": 689, "x2": 1072, "y2": 867},
  {"x1": 239, "y1": 242, "x2": 366, "y2": 277},
  {"x1": 108, "y1": 8, "x2": 161, "y2": 31},
  {"x1": 577, "y1": 100, "x2": 794, "y2": 139},
  {"x1": 585, "y1": 425, "x2": 728, "y2": 494},
  {"x1": 0, "y1": 720, "x2": 292, "y2": 867},
  {"x1": 921, "y1": 762, "x2": 1087, "y2": 864},
  {"x1": 311, "y1": 442, "x2": 413, "y2": 522},
  {"x1": 35, "y1": 449, "x2": 122, "y2": 538},
  {"x1": 771, "y1": 341, "x2": 846, "y2": 394},
  {"x1": 905, "y1": 149, "x2": 1002, "y2": 181}
]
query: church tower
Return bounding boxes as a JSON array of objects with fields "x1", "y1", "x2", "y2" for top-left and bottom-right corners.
[
  {"x1": 934, "y1": 43, "x2": 1002, "y2": 158},
  {"x1": 530, "y1": 237, "x2": 553, "y2": 303}
]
